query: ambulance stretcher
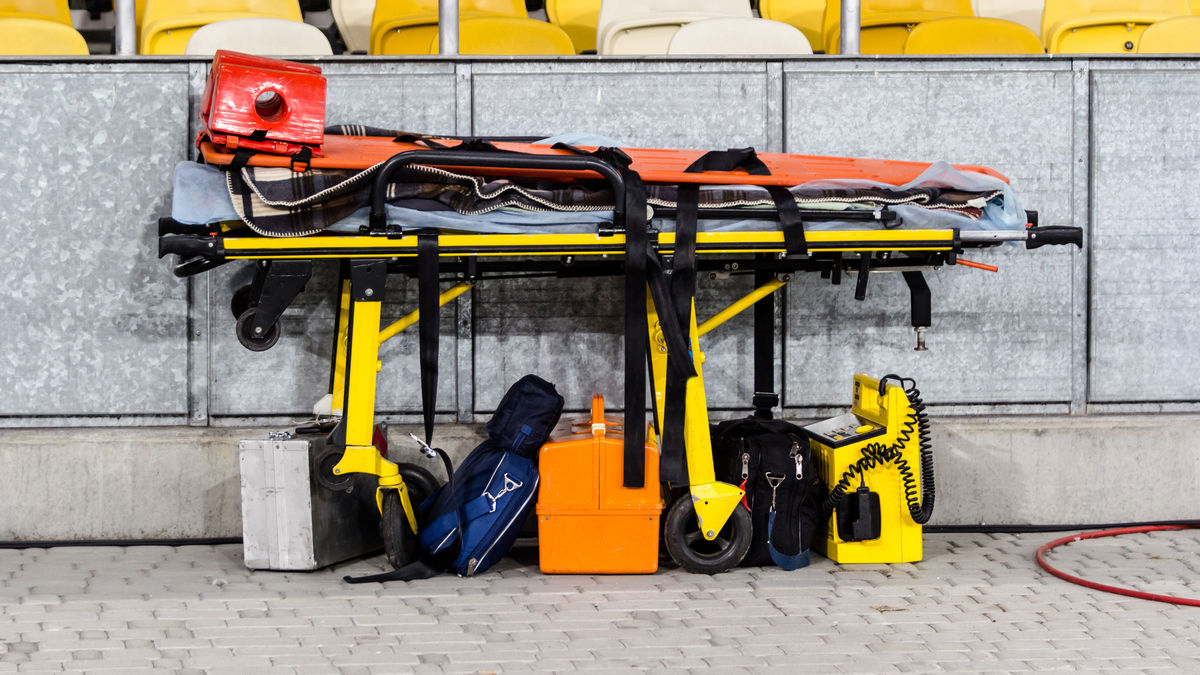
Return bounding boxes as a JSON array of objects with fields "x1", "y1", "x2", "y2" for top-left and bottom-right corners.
[{"x1": 157, "y1": 53, "x2": 1082, "y2": 574}]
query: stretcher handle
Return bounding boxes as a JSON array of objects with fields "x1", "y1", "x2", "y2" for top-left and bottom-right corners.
[
  {"x1": 368, "y1": 150, "x2": 626, "y2": 233},
  {"x1": 1026, "y1": 226, "x2": 1083, "y2": 250}
]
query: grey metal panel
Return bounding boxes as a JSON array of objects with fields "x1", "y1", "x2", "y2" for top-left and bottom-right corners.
[
  {"x1": 469, "y1": 61, "x2": 773, "y2": 148},
  {"x1": 1089, "y1": 65, "x2": 1200, "y2": 402},
  {"x1": 781, "y1": 61, "x2": 1076, "y2": 407},
  {"x1": 319, "y1": 62, "x2": 458, "y2": 132},
  {"x1": 0, "y1": 65, "x2": 191, "y2": 416},
  {"x1": 208, "y1": 264, "x2": 461, "y2": 416}
]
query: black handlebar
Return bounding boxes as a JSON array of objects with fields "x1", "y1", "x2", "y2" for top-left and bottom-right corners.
[
  {"x1": 1027, "y1": 226, "x2": 1083, "y2": 250},
  {"x1": 367, "y1": 150, "x2": 626, "y2": 233}
]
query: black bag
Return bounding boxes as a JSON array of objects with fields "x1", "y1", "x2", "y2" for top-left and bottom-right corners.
[{"x1": 712, "y1": 417, "x2": 824, "y2": 569}]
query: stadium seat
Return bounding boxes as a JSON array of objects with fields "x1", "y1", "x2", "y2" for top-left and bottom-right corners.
[
  {"x1": 903, "y1": 16, "x2": 1044, "y2": 53},
  {"x1": 371, "y1": 0, "x2": 527, "y2": 55},
  {"x1": 596, "y1": 0, "x2": 753, "y2": 56},
  {"x1": 971, "y1": 0, "x2": 1043, "y2": 38},
  {"x1": 185, "y1": 17, "x2": 334, "y2": 55},
  {"x1": 140, "y1": 0, "x2": 304, "y2": 55},
  {"x1": 667, "y1": 16, "x2": 813, "y2": 55},
  {"x1": 426, "y1": 15, "x2": 574, "y2": 54},
  {"x1": 823, "y1": 0, "x2": 974, "y2": 54},
  {"x1": 0, "y1": 0, "x2": 71, "y2": 25},
  {"x1": 331, "y1": 0, "x2": 373, "y2": 52},
  {"x1": 1137, "y1": 16, "x2": 1200, "y2": 53},
  {"x1": 545, "y1": 0, "x2": 600, "y2": 53},
  {"x1": 758, "y1": 0, "x2": 826, "y2": 50},
  {"x1": 1041, "y1": 0, "x2": 1191, "y2": 54},
  {"x1": 0, "y1": 17, "x2": 88, "y2": 55}
]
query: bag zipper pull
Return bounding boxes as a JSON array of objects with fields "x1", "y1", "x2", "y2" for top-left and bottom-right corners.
[
  {"x1": 790, "y1": 441, "x2": 802, "y2": 479},
  {"x1": 741, "y1": 452, "x2": 750, "y2": 480}
]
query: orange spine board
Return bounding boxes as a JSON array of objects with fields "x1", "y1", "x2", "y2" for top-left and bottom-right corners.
[{"x1": 198, "y1": 134, "x2": 1009, "y2": 187}]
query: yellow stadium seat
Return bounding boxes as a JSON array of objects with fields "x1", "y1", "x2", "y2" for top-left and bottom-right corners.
[
  {"x1": 545, "y1": 0, "x2": 601, "y2": 53},
  {"x1": 903, "y1": 16, "x2": 1044, "y2": 53},
  {"x1": 371, "y1": 0, "x2": 527, "y2": 55},
  {"x1": 971, "y1": 0, "x2": 1043, "y2": 38},
  {"x1": 759, "y1": 0, "x2": 826, "y2": 50},
  {"x1": 596, "y1": 0, "x2": 752, "y2": 55},
  {"x1": 1041, "y1": 0, "x2": 1191, "y2": 54},
  {"x1": 1137, "y1": 16, "x2": 1200, "y2": 53},
  {"x1": 823, "y1": 0, "x2": 974, "y2": 54},
  {"x1": 667, "y1": 16, "x2": 813, "y2": 54},
  {"x1": 427, "y1": 15, "x2": 574, "y2": 54},
  {"x1": 331, "y1": 0, "x2": 374, "y2": 52},
  {"x1": 0, "y1": 0, "x2": 70, "y2": 24},
  {"x1": 185, "y1": 17, "x2": 334, "y2": 55},
  {"x1": 0, "y1": 17, "x2": 88, "y2": 54},
  {"x1": 140, "y1": 0, "x2": 303, "y2": 55}
]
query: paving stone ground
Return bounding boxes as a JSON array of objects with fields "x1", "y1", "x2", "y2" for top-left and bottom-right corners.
[{"x1": 1, "y1": 530, "x2": 1198, "y2": 673}]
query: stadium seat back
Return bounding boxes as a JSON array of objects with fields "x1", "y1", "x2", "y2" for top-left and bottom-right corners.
[
  {"x1": 903, "y1": 16, "x2": 1044, "y2": 53},
  {"x1": 1042, "y1": 0, "x2": 1191, "y2": 53},
  {"x1": 971, "y1": 0, "x2": 1043, "y2": 37},
  {"x1": 0, "y1": 16, "x2": 88, "y2": 55},
  {"x1": 0, "y1": 0, "x2": 71, "y2": 25},
  {"x1": 823, "y1": 0, "x2": 974, "y2": 53},
  {"x1": 667, "y1": 16, "x2": 813, "y2": 55},
  {"x1": 545, "y1": 0, "x2": 601, "y2": 53},
  {"x1": 597, "y1": 0, "x2": 753, "y2": 55},
  {"x1": 429, "y1": 15, "x2": 574, "y2": 54},
  {"x1": 758, "y1": 0, "x2": 826, "y2": 49},
  {"x1": 185, "y1": 17, "x2": 334, "y2": 55},
  {"x1": 371, "y1": 0, "x2": 527, "y2": 54},
  {"x1": 332, "y1": 0, "x2": 374, "y2": 52},
  {"x1": 1137, "y1": 15, "x2": 1200, "y2": 53},
  {"x1": 140, "y1": 0, "x2": 303, "y2": 54}
]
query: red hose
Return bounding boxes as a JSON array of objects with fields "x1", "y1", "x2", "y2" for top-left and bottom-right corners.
[{"x1": 1035, "y1": 525, "x2": 1200, "y2": 607}]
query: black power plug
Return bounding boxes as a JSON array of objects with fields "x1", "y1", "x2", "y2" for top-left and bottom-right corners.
[{"x1": 837, "y1": 485, "x2": 882, "y2": 542}]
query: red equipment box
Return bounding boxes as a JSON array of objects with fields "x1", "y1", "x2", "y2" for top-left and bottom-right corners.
[{"x1": 200, "y1": 50, "x2": 326, "y2": 155}]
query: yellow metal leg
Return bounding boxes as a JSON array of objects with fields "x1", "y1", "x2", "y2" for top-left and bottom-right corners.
[{"x1": 329, "y1": 279, "x2": 351, "y2": 416}]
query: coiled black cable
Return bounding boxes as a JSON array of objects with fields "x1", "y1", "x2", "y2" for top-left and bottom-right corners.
[{"x1": 821, "y1": 376, "x2": 935, "y2": 524}]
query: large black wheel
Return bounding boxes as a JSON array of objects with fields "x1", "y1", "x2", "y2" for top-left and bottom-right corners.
[
  {"x1": 396, "y1": 463, "x2": 441, "y2": 512},
  {"x1": 380, "y1": 490, "x2": 418, "y2": 570},
  {"x1": 663, "y1": 497, "x2": 752, "y2": 575},
  {"x1": 230, "y1": 284, "x2": 255, "y2": 319},
  {"x1": 235, "y1": 307, "x2": 280, "y2": 352}
]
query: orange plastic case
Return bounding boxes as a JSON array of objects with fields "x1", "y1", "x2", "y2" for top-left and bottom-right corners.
[{"x1": 537, "y1": 394, "x2": 665, "y2": 574}]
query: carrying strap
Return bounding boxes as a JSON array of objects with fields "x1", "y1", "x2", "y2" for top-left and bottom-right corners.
[
  {"x1": 684, "y1": 147, "x2": 771, "y2": 176},
  {"x1": 659, "y1": 183, "x2": 698, "y2": 484},
  {"x1": 767, "y1": 187, "x2": 808, "y2": 256},
  {"x1": 767, "y1": 511, "x2": 811, "y2": 571},
  {"x1": 418, "y1": 232, "x2": 440, "y2": 445},
  {"x1": 344, "y1": 446, "x2": 459, "y2": 584}
]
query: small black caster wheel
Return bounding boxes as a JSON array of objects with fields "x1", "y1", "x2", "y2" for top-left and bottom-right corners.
[
  {"x1": 396, "y1": 463, "x2": 441, "y2": 511},
  {"x1": 663, "y1": 496, "x2": 752, "y2": 575},
  {"x1": 235, "y1": 307, "x2": 280, "y2": 352},
  {"x1": 313, "y1": 446, "x2": 353, "y2": 492},
  {"x1": 380, "y1": 490, "x2": 419, "y2": 570},
  {"x1": 230, "y1": 284, "x2": 255, "y2": 319}
]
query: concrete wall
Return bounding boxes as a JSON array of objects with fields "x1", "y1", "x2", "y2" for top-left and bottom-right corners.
[{"x1": 1, "y1": 56, "x2": 1197, "y2": 538}]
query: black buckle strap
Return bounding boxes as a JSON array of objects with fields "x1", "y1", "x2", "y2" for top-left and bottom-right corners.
[
  {"x1": 660, "y1": 184, "x2": 698, "y2": 485},
  {"x1": 418, "y1": 233, "x2": 440, "y2": 445},
  {"x1": 767, "y1": 186, "x2": 808, "y2": 256},
  {"x1": 684, "y1": 147, "x2": 771, "y2": 176}
]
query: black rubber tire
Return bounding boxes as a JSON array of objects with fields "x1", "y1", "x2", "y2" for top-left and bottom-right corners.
[
  {"x1": 230, "y1": 284, "x2": 255, "y2": 319},
  {"x1": 663, "y1": 496, "x2": 752, "y2": 575},
  {"x1": 380, "y1": 490, "x2": 418, "y2": 570},
  {"x1": 235, "y1": 307, "x2": 280, "y2": 352},
  {"x1": 396, "y1": 462, "x2": 441, "y2": 512},
  {"x1": 313, "y1": 446, "x2": 353, "y2": 492}
]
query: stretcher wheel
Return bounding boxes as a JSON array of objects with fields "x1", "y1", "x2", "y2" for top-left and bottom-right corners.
[
  {"x1": 235, "y1": 308, "x2": 280, "y2": 351},
  {"x1": 396, "y1": 463, "x2": 441, "y2": 511},
  {"x1": 230, "y1": 284, "x2": 254, "y2": 319},
  {"x1": 313, "y1": 446, "x2": 353, "y2": 492},
  {"x1": 663, "y1": 497, "x2": 752, "y2": 575},
  {"x1": 380, "y1": 489, "x2": 418, "y2": 570}
]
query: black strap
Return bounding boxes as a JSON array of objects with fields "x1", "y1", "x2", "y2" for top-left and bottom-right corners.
[
  {"x1": 393, "y1": 133, "x2": 450, "y2": 149},
  {"x1": 228, "y1": 148, "x2": 257, "y2": 170},
  {"x1": 684, "y1": 147, "x2": 771, "y2": 176},
  {"x1": 767, "y1": 186, "x2": 808, "y2": 256},
  {"x1": 752, "y1": 258, "x2": 777, "y2": 419},
  {"x1": 660, "y1": 184, "x2": 698, "y2": 485},
  {"x1": 289, "y1": 146, "x2": 312, "y2": 172},
  {"x1": 248, "y1": 129, "x2": 268, "y2": 142},
  {"x1": 418, "y1": 233, "x2": 440, "y2": 445}
]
